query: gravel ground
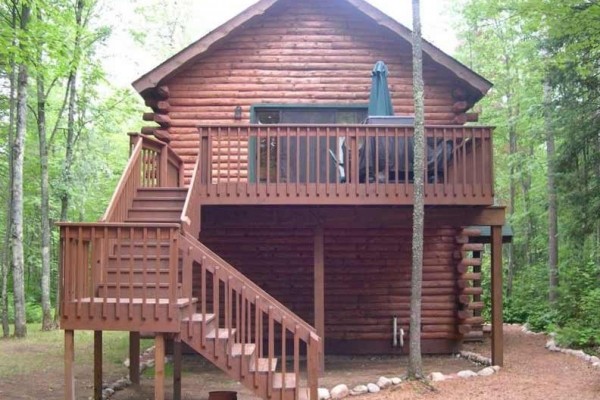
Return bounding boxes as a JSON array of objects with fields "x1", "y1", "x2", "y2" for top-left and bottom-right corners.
[
  {"x1": 114, "y1": 325, "x2": 600, "y2": 400},
  {"x1": 372, "y1": 325, "x2": 600, "y2": 400}
]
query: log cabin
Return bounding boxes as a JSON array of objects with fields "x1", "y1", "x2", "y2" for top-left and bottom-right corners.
[{"x1": 58, "y1": 0, "x2": 506, "y2": 399}]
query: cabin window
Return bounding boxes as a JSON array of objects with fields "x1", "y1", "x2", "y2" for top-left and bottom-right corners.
[{"x1": 249, "y1": 106, "x2": 367, "y2": 183}]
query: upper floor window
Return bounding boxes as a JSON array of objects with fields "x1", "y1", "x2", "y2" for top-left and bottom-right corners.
[{"x1": 252, "y1": 106, "x2": 367, "y2": 125}]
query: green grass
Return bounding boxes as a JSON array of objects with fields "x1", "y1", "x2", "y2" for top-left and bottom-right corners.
[{"x1": 0, "y1": 323, "x2": 153, "y2": 379}]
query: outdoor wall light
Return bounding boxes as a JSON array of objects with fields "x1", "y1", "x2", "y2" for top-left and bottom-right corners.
[{"x1": 234, "y1": 106, "x2": 242, "y2": 120}]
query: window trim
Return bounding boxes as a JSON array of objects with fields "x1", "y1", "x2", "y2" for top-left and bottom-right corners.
[{"x1": 249, "y1": 103, "x2": 369, "y2": 124}]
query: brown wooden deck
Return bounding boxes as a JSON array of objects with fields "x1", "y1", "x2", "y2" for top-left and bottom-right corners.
[{"x1": 193, "y1": 124, "x2": 494, "y2": 206}]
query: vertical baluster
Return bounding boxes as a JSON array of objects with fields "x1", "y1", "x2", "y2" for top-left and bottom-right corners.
[
  {"x1": 326, "y1": 127, "x2": 331, "y2": 196},
  {"x1": 213, "y1": 266, "x2": 221, "y2": 360},
  {"x1": 227, "y1": 127, "x2": 231, "y2": 196},
  {"x1": 305, "y1": 128, "x2": 309, "y2": 197},
  {"x1": 296, "y1": 127, "x2": 300, "y2": 196},
  {"x1": 286, "y1": 127, "x2": 291, "y2": 197},
  {"x1": 316, "y1": 127, "x2": 320, "y2": 194},
  {"x1": 336, "y1": 127, "x2": 342, "y2": 197},
  {"x1": 462, "y1": 129, "x2": 467, "y2": 198},
  {"x1": 240, "y1": 287, "x2": 246, "y2": 379},
  {"x1": 266, "y1": 127, "x2": 271, "y2": 194},
  {"x1": 98, "y1": 226, "x2": 111, "y2": 318},
  {"x1": 267, "y1": 307, "x2": 274, "y2": 399},
  {"x1": 76, "y1": 226, "x2": 84, "y2": 318},
  {"x1": 226, "y1": 276, "x2": 232, "y2": 369},
  {"x1": 115, "y1": 227, "x2": 122, "y2": 320},
  {"x1": 255, "y1": 128, "x2": 260, "y2": 195},
  {"x1": 141, "y1": 227, "x2": 148, "y2": 321},
  {"x1": 154, "y1": 228, "x2": 160, "y2": 320},
  {"x1": 275, "y1": 128, "x2": 281, "y2": 196},
  {"x1": 472, "y1": 128, "x2": 478, "y2": 197},
  {"x1": 201, "y1": 256, "x2": 207, "y2": 348},
  {"x1": 394, "y1": 127, "x2": 400, "y2": 197},
  {"x1": 168, "y1": 230, "x2": 178, "y2": 320},
  {"x1": 281, "y1": 317, "x2": 287, "y2": 397},
  {"x1": 216, "y1": 127, "x2": 221, "y2": 196},
  {"x1": 294, "y1": 325, "x2": 300, "y2": 400},
  {"x1": 254, "y1": 296, "x2": 260, "y2": 389},
  {"x1": 89, "y1": 227, "x2": 96, "y2": 318},
  {"x1": 128, "y1": 227, "x2": 134, "y2": 319}
]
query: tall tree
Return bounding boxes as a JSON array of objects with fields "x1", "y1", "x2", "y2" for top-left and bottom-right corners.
[
  {"x1": 1, "y1": 0, "x2": 18, "y2": 338},
  {"x1": 408, "y1": 0, "x2": 425, "y2": 379},
  {"x1": 544, "y1": 78, "x2": 558, "y2": 306},
  {"x1": 12, "y1": 1, "x2": 31, "y2": 338}
]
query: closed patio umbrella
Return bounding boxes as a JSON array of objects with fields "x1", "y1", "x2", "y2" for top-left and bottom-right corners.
[{"x1": 368, "y1": 61, "x2": 394, "y2": 116}]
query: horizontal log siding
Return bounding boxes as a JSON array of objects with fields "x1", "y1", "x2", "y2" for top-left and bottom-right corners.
[
  {"x1": 164, "y1": 0, "x2": 464, "y2": 180},
  {"x1": 199, "y1": 210, "x2": 461, "y2": 349}
]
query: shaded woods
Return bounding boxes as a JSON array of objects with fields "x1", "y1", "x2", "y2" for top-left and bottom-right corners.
[{"x1": 453, "y1": 0, "x2": 600, "y2": 350}]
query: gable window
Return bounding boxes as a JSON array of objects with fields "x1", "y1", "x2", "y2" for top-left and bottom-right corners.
[{"x1": 249, "y1": 105, "x2": 367, "y2": 183}]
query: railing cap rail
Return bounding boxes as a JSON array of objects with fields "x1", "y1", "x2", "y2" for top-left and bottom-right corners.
[
  {"x1": 196, "y1": 123, "x2": 496, "y2": 129},
  {"x1": 56, "y1": 222, "x2": 181, "y2": 228}
]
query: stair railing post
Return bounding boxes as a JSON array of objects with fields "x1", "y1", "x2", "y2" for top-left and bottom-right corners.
[{"x1": 308, "y1": 332, "x2": 320, "y2": 400}]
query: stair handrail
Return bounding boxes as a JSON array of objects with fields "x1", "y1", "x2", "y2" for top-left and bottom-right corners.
[
  {"x1": 101, "y1": 138, "x2": 144, "y2": 222},
  {"x1": 102, "y1": 134, "x2": 185, "y2": 223},
  {"x1": 180, "y1": 156, "x2": 202, "y2": 238},
  {"x1": 179, "y1": 232, "x2": 318, "y2": 339},
  {"x1": 179, "y1": 231, "x2": 320, "y2": 398}
]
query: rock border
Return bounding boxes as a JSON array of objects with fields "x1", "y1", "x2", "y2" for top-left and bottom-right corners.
[
  {"x1": 543, "y1": 333, "x2": 600, "y2": 368},
  {"x1": 102, "y1": 346, "x2": 163, "y2": 400}
]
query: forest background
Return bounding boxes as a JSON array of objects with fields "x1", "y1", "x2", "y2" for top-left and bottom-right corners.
[{"x1": 0, "y1": 0, "x2": 598, "y2": 353}]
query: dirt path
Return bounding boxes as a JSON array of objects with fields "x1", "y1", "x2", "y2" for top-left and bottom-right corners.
[{"x1": 374, "y1": 325, "x2": 600, "y2": 400}]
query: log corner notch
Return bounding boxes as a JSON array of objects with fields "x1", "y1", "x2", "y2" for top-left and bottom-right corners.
[
  {"x1": 451, "y1": 86, "x2": 479, "y2": 125},
  {"x1": 141, "y1": 85, "x2": 172, "y2": 143},
  {"x1": 455, "y1": 228, "x2": 484, "y2": 339}
]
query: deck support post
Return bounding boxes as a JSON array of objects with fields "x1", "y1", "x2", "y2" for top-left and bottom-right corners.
[
  {"x1": 173, "y1": 335, "x2": 182, "y2": 400},
  {"x1": 155, "y1": 333, "x2": 166, "y2": 400},
  {"x1": 491, "y1": 225, "x2": 504, "y2": 366},
  {"x1": 94, "y1": 331, "x2": 103, "y2": 400},
  {"x1": 65, "y1": 329, "x2": 75, "y2": 400},
  {"x1": 129, "y1": 332, "x2": 140, "y2": 386},
  {"x1": 314, "y1": 224, "x2": 325, "y2": 373}
]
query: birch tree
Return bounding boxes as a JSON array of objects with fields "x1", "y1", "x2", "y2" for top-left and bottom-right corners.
[
  {"x1": 408, "y1": 0, "x2": 425, "y2": 379},
  {"x1": 11, "y1": 1, "x2": 31, "y2": 338}
]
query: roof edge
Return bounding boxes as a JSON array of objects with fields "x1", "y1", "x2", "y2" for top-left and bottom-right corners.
[
  {"x1": 133, "y1": 0, "x2": 493, "y2": 97},
  {"x1": 132, "y1": 0, "x2": 279, "y2": 94},
  {"x1": 345, "y1": 0, "x2": 493, "y2": 96}
]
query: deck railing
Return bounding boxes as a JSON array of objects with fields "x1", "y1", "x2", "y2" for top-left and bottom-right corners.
[
  {"x1": 197, "y1": 124, "x2": 494, "y2": 206},
  {"x1": 102, "y1": 134, "x2": 184, "y2": 222},
  {"x1": 58, "y1": 223, "x2": 183, "y2": 332}
]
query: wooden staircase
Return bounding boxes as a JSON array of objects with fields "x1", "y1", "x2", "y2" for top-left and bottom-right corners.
[{"x1": 58, "y1": 134, "x2": 320, "y2": 400}]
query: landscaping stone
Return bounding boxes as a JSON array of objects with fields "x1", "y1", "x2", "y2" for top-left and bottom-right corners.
[
  {"x1": 391, "y1": 377, "x2": 401, "y2": 385},
  {"x1": 428, "y1": 372, "x2": 445, "y2": 382},
  {"x1": 457, "y1": 370, "x2": 478, "y2": 378},
  {"x1": 478, "y1": 367, "x2": 496, "y2": 376},
  {"x1": 367, "y1": 383, "x2": 380, "y2": 393},
  {"x1": 318, "y1": 387, "x2": 331, "y2": 400},
  {"x1": 377, "y1": 376, "x2": 392, "y2": 389},
  {"x1": 350, "y1": 385, "x2": 368, "y2": 396},
  {"x1": 330, "y1": 384, "x2": 349, "y2": 400}
]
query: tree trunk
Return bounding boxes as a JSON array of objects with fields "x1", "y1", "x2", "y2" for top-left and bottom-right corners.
[
  {"x1": 60, "y1": 0, "x2": 84, "y2": 222},
  {"x1": 12, "y1": 3, "x2": 31, "y2": 338},
  {"x1": 36, "y1": 41, "x2": 55, "y2": 331},
  {"x1": 544, "y1": 79, "x2": 559, "y2": 306},
  {"x1": 408, "y1": 0, "x2": 424, "y2": 380},
  {"x1": 1, "y1": 2, "x2": 18, "y2": 338}
]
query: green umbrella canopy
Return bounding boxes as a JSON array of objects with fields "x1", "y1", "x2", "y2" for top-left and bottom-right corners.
[{"x1": 368, "y1": 61, "x2": 394, "y2": 116}]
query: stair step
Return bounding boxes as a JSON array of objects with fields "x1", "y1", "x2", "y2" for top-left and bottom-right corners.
[
  {"x1": 272, "y1": 372, "x2": 296, "y2": 389},
  {"x1": 249, "y1": 357, "x2": 278, "y2": 373},
  {"x1": 126, "y1": 217, "x2": 181, "y2": 223},
  {"x1": 132, "y1": 198, "x2": 185, "y2": 209},
  {"x1": 182, "y1": 313, "x2": 215, "y2": 323},
  {"x1": 136, "y1": 187, "x2": 187, "y2": 199},
  {"x1": 128, "y1": 207, "x2": 182, "y2": 220},
  {"x1": 230, "y1": 343, "x2": 256, "y2": 357},
  {"x1": 206, "y1": 328, "x2": 236, "y2": 340}
]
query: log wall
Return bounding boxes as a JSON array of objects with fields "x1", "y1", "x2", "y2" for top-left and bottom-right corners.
[
  {"x1": 199, "y1": 206, "x2": 464, "y2": 354},
  {"x1": 159, "y1": 0, "x2": 472, "y2": 180}
]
